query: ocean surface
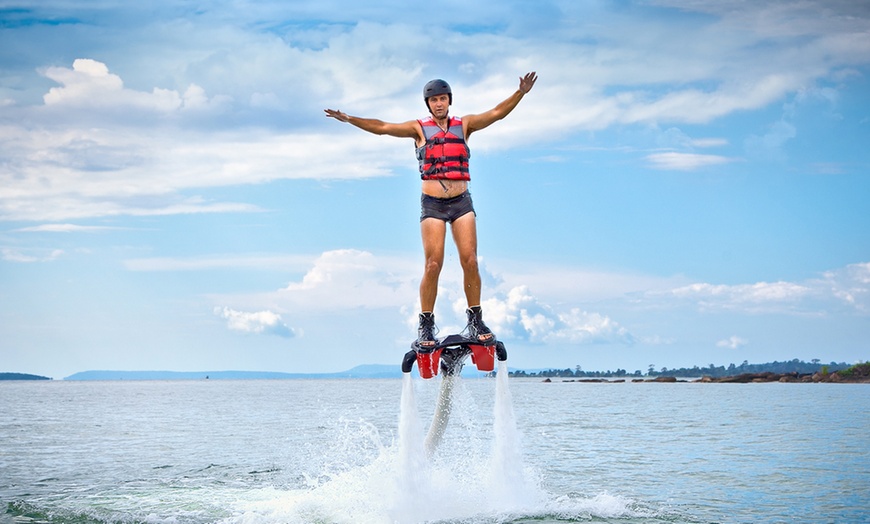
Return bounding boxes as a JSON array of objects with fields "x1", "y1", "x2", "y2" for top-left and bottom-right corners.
[{"x1": 1, "y1": 365, "x2": 868, "y2": 523}]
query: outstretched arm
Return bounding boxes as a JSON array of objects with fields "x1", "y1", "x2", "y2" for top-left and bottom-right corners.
[
  {"x1": 463, "y1": 72, "x2": 537, "y2": 137},
  {"x1": 324, "y1": 109, "x2": 421, "y2": 140}
]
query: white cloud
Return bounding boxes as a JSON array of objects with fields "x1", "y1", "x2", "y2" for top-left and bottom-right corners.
[
  {"x1": 670, "y1": 281, "x2": 811, "y2": 313},
  {"x1": 13, "y1": 224, "x2": 127, "y2": 233},
  {"x1": 717, "y1": 336, "x2": 748, "y2": 350},
  {"x1": 652, "y1": 0, "x2": 870, "y2": 40},
  {"x1": 39, "y1": 59, "x2": 232, "y2": 118},
  {"x1": 691, "y1": 138, "x2": 729, "y2": 148},
  {"x1": 285, "y1": 249, "x2": 375, "y2": 291},
  {"x1": 673, "y1": 281, "x2": 810, "y2": 303},
  {"x1": 645, "y1": 152, "x2": 737, "y2": 171},
  {"x1": 279, "y1": 249, "x2": 418, "y2": 310},
  {"x1": 662, "y1": 264, "x2": 870, "y2": 315},
  {"x1": 124, "y1": 253, "x2": 312, "y2": 272},
  {"x1": 745, "y1": 84, "x2": 846, "y2": 162},
  {"x1": 493, "y1": 263, "x2": 688, "y2": 303},
  {"x1": 5, "y1": 58, "x2": 405, "y2": 221},
  {"x1": 745, "y1": 119, "x2": 797, "y2": 160},
  {"x1": 816, "y1": 262, "x2": 870, "y2": 313},
  {"x1": 628, "y1": 75, "x2": 801, "y2": 125},
  {"x1": 0, "y1": 116, "x2": 402, "y2": 222},
  {"x1": 313, "y1": 22, "x2": 425, "y2": 108},
  {"x1": 1, "y1": 248, "x2": 65, "y2": 263},
  {"x1": 215, "y1": 307, "x2": 296, "y2": 338},
  {"x1": 555, "y1": 308, "x2": 635, "y2": 345},
  {"x1": 42, "y1": 59, "x2": 184, "y2": 113},
  {"x1": 478, "y1": 285, "x2": 634, "y2": 345}
]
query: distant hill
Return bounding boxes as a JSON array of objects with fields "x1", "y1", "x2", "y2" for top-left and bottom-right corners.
[
  {"x1": 0, "y1": 372, "x2": 51, "y2": 381},
  {"x1": 64, "y1": 365, "x2": 404, "y2": 381},
  {"x1": 63, "y1": 364, "x2": 498, "y2": 381}
]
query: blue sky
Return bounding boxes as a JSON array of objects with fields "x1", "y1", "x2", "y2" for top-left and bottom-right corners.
[{"x1": 1, "y1": 1, "x2": 869, "y2": 379}]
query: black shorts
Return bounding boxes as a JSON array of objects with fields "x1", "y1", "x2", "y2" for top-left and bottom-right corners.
[{"x1": 420, "y1": 191, "x2": 476, "y2": 223}]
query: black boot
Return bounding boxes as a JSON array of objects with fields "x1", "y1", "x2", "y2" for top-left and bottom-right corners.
[
  {"x1": 465, "y1": 306, "x2": 494, "y2": 344},
  {"x1": 416, "y1": 312, "x2": 438, "y2": 349}
]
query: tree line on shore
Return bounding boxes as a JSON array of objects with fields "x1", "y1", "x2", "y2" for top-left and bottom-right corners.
[{"x1": 508, "y1": 358, "x2": 854, "y2": 379}]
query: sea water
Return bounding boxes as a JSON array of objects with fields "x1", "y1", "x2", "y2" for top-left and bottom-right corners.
[{"x1": 1, "y1": 373, "x2": 868, "y2": 523}]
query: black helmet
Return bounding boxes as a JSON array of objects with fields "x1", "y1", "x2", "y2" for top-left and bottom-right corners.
[{"x1": 423, "y1": 79, "x2": 452, "y2": 108}]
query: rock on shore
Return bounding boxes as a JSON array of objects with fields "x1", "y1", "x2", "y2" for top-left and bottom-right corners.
[{"x1": 695, "y1": 370, "x2": 870, "y2": 383}]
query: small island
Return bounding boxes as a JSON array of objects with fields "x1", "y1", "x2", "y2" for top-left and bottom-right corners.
[
  {"x1": 543, "y1": 362, "x2": 870, "y2": 384},
  {"x1": 695, "y1": 362, "x2": 870, "y2": 383},
  {"x1": 0, "y1": 372, "x2": 51, "y2": 381}
]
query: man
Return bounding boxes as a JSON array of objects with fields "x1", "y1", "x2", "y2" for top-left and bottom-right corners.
[{"x1": 324, "y1": 71, "x2": 537, "y2": 349}]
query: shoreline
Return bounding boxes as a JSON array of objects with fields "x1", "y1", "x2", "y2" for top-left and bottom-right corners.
[{"x1": 548, "y1": 370, "x2": 870, "y2": 384}]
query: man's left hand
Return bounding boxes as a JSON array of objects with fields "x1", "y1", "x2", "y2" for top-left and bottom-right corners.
[{"x1": 519, "y1": 72, "x2": 537, "y2": 94}]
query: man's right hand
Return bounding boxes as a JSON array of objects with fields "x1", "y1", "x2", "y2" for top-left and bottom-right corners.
[{"x1": 323, "y1": 108, "x2": 349, "y2": 122}]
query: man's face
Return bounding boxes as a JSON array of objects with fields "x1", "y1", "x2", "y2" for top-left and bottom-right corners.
[{"x1": 427, "y1": 94, "x2": 450, "y2": 117}]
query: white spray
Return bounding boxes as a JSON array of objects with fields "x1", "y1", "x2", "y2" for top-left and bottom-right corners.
[
  {"x1": 487, "y1": 359, "x2": 540, "y2": 508},
  {"x1": 398, "y1": 358, "x2": 543, "y2": 519},
  {"x1": 391, "y1": 372, "x2": 431, "y2": 522}
]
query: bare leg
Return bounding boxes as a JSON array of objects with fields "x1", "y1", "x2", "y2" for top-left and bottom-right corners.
[
  {"x1": 451, "y1": 212, "x2": 494, "y2": 342},
  {"x1": 450, "y1": 212, "x2": 481, "y2": 307},
  {"x1": 420, "y1": 217, "x2": 446, "y2": 312}
]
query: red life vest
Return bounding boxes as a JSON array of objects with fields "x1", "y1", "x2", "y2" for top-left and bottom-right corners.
[{"x1": 415, "y1": 116, "x2": 470, "y2": 181}]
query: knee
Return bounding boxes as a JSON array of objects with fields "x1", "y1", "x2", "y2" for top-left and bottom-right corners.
[
  {"x1": 460, "y1": 253, "x2": 479, "y2": 273},
  {"x1": 424, "y1": 257, "x2": 443, "y2": 276}
]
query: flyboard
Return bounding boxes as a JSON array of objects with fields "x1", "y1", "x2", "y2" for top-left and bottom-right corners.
[{"x1": 402, "y1": 334, "x2": 508, "y2": 454}]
